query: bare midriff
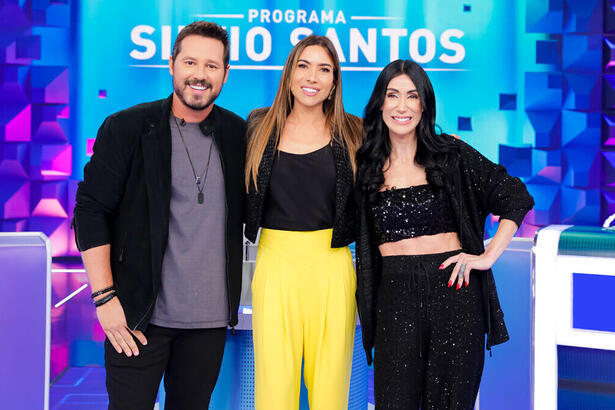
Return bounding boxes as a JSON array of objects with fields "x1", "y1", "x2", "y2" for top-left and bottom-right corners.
[{"x1": 378, "y1": 232, "x2": 462, "y2": 256}]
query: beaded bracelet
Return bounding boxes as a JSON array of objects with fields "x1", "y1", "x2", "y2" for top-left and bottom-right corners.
[
  {"x1": 94, "y1": 291, "x2": 117, "y2": 308},
  {"x1": 91, "y1": 285, "x2": 115, "y2": 299}
]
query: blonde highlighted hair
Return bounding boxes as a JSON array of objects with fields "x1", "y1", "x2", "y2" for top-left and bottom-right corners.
[{"x1": 245, "y1": 35, "x2": 363, "y2": 190}]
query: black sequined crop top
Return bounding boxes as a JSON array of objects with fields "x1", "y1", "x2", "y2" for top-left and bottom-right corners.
[{"x1": 369, "y1": 184, "x2": 458, "y2": 245}]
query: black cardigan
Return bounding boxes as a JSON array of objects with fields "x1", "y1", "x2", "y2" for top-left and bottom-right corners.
[
  {"x1": 244, "y1": 112, "x2": 356, "y2": 248},
  {"x1": 74, "y1": 95, "x2": 247, "y2": 331},
  {"x1": 355, "y1": 136, "x2": 535, "y2": 365}
]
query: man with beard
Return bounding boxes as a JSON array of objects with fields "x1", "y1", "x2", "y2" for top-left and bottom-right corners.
[{"x1": 73, "y1": 21, "x2": 246, "y2": 409}]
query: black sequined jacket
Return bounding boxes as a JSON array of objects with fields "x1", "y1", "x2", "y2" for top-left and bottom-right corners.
[
  {"x1": 355, "y1": 137, "x2": 535, "y2": 365},
  {"x1": 244, "y1": 112, "x2": 356, "y2": 248}
]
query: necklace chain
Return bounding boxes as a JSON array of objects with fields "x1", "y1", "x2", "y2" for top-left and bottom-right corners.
[{"x1": 172, "y1": 115, "x2": 213, "y2": 204}]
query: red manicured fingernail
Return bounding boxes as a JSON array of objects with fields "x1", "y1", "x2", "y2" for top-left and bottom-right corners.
[
  {"x1": 448, "y1": 280, "x2": 453, "y2": 287},
  {"x1": 465, "y1": 282, "x2": 468, "y2": 288},
  {"x1": 439, "y1": 264, "x2": 444, "y2": 270},
  {"x1": 456, "y1": 283, "x2": 461, "y2": 290}
]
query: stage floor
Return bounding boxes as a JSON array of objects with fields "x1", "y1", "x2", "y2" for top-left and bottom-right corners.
[{"x1": 50, "y1": 366, "x2": 376, "y2": 410}]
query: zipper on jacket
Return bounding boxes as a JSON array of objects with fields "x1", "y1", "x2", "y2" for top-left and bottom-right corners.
[
  {"x1": 133, "y1": 299, "x2": 155, "y2": 331},
  {"x1": 118, "y1": 231, "x2": 128, "y2": 262}
]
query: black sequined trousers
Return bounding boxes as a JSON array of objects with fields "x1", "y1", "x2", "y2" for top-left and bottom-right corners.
[{"x1": 374, "y1": 250, "x2": 485, "y2": 410}]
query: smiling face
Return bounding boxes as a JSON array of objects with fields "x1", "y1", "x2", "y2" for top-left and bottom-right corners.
[
  {"x1": 289, "y1": 45, "x2": 335, "y2": 110},
  {"x1": 169, "y1": 35, "x2": 229, "y2": 115},
  {"x1": 381, "y1": 74, "x2": 423, "y2": 140}
]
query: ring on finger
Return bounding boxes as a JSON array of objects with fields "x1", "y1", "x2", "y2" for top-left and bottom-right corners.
[{"x1": 458, "y1": 264, "x2": 466, "y2": 279}]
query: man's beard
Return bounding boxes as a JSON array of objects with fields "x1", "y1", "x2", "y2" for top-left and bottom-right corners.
[{"x1": 173, "y1": 78, "x2": 220, "y2": 111}]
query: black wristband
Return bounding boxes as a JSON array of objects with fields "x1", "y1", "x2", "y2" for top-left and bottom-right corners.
[
  {"x1": 91, "y1": 285, "x2": 115, "y2": 299},
  {"x1": 94, "y1": 291, "x2": 117, "y2": 308}
]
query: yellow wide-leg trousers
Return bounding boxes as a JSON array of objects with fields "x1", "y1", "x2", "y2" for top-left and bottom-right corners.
[{"x1": 252, "y1": 228, "x2": 357, "y2": 410}]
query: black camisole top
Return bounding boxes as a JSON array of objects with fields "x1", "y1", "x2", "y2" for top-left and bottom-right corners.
[
  {"x1": 369, "y1": 184, "x2": 457, "y2": 245},
  {"x1": 262, "y1": 144, "x2": 336, "y2": 231}
]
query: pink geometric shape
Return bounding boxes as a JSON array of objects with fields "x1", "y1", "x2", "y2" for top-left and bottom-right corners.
[
  {"x1": 44, "y1": 68, "x2": 68, "y2": 104},
  {"x1": 31, "y1": 198, "x2": 68, "y2": 217},
  {"x1": 31, "y1": 181, "x2": 68, "y2": 217},
  {"x1": 86, "y1": 138, "x2": 95, "y2": 156},
  {"x1": 32, "y1": 105, "x2": 69, "y2": 142},
  {"x1": 30, "y1": 144, "x2": 72, "y2": 180},
  {"x1": 4, "y1": 104, "x2": 31, "y2": 142},
  {"x1": 58, "y1": 105, "x2": 69, "y2": 119}
]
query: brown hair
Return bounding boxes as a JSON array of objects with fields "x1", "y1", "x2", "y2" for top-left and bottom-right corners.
[
  {"x1": 172, "y1": 21, "x2": 230, "y2": 66},
  {"x1": 245, "y1": 35, "x2": 363, "y2": 190}
]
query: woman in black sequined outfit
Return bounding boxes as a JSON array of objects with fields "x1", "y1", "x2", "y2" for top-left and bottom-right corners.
[{"x1": 355, "y1": 60, "x2": 534, "y2": 409}]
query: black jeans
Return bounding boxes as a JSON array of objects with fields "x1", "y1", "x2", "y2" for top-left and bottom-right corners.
[
  {"x1": 374, "y1": 250, "x2": 486, "y2": 410},
  {"x1": 105, "y1": 325, "x2": 226, "y2": 410}
]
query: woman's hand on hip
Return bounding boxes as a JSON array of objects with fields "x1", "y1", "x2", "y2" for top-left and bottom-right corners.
[{"x1": 439, "y1": 252, "x2": 497, "y2": 290}]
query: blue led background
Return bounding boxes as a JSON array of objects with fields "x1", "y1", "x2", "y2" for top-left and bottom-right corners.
[{"x1": 1, "y1": 0, "x2": 613, "y2": 256}]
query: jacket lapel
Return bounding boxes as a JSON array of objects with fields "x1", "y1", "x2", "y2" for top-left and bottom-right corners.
[
  {"x1": 142, "y1": 95, "x2": 172, "y2": 288},
  {"x1": 331, "y1": 139, "x2": 351, "y2": 227}
]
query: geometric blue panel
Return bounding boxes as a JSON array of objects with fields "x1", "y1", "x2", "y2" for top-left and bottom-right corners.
[
  {"x1": 463, "y1": 4, "x2": 471, "y2": 12},
  {"x1": 563, "y1": 0, "x2": 603, "y2": 34},
  {"x1": 573, "y1": 273, "x2": 615, "y2": 332},
  {"x1": 563, "y1": 72, "x2": 601, "y2": 111},
  {"x1": 526, "y1": 0, "x2": 563, "y2": 33},
  {"x1": 525, "y1": 72, "x2": 563, "y2": 110},
  {"x1": 499, "y1": 145, "x2": 532, "y2": 178},
  {"x1": 526, "y1": 110, "x2": 561, "y2": 148},
  {"x1": 563, "y1": 147, "x2": 600, "y2": 188},
  {"x1": 536, "y1": 40, "x2": 561, "y2": 65},
  {"x1": 561, "y1": 187, "x2": 600, "y2": 224},
  {"x1": 562, "y1": 110, "x2": 600, "y2": 147},
  {"x1": 499, "y1": 93, "x2": 517, "y2": 110},
  {"x1": 525, "y1": 183, "x2": 561, "y2": 226},
  {"x1": 531, "y1": 148, "x2": 562, "y2": 183},
  {"x1": 458, "y1": 116, "x2": 472, "y2": 131},
  {"x1": 562, "y1": 35, "x2": 602, "y2": 72}
]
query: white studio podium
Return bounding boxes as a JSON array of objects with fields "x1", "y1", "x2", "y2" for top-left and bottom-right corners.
[{"x1": 533, "y1": 225, "x2": 615, "y2": 409}]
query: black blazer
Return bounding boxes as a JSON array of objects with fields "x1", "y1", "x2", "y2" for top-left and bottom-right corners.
[
  {"x1": 73, "y1": 95, "x2": 247, "y2": 331},
  {"x1": 355, "y1": 136, "x2": 535, "y2": 365},
  {"x1": 244, "y1": 113, "x2": 356, "y2": 248}
]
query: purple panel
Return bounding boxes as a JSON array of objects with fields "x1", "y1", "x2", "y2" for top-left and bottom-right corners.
[
  {"x1": 602, "y1": 114, "x2": 615, "y2": 147},
  {"x1": 0, "y1": 143, "x2": 29, "y2": 177},
  {"x1": 602, "y1": 189, "x2": 615, "y2": 220},
  {"x1": 3, "y1": 103, "x2": 31, "y2": 141},
  {"x1": 0, "y1": 180, "x2": 30, "y2": 219},
  {"x1": 603, "y1": 151, "x2": 615, "y2": 187},
  {"x1": 28, "y1": 216, "x2": 70, "y2": 256},
  {"x1": 0, "y1": 234, "x2": 49, "y2": 410},
  {"x1": 30, "y1": 143, "x2": 72, "y2": 180},
  {"x1": 32, "y1": 104, "x2": 69, "y2": 142},
  {"x1": 31, "y1": 180, "x2": 68, "y2": 218}
]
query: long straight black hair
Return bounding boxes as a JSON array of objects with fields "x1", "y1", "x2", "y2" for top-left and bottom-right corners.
[{"x1": 356, "y1": 60, "x2": 456, "y2": 201}]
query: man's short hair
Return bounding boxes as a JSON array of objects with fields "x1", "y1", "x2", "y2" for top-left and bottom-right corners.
[{"x1": 171, "y1": 21, "x2": 229, "y2": 66}]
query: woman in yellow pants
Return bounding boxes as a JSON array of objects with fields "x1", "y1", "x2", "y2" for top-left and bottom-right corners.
[{"x1": 244, "y1": 35, "x2": 363, "y2": 409}]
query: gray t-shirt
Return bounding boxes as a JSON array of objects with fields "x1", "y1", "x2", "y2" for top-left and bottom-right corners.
[{"x1": 150, "y1": 114, "x2": 228, "y2": 329}]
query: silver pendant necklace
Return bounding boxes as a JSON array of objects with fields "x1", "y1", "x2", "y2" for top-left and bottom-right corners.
[{"x1": 172, "y1": 115, "x2": 213, "y2": 204}]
